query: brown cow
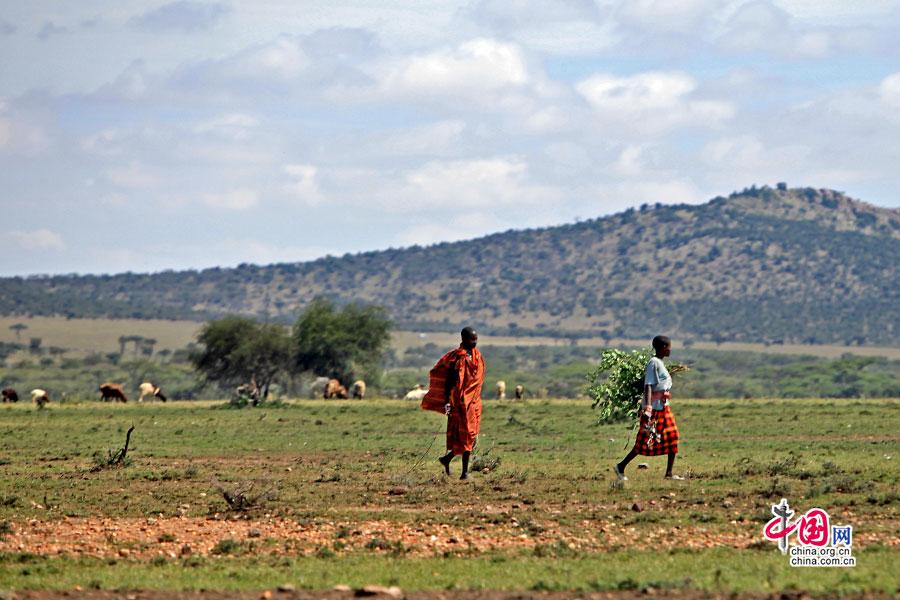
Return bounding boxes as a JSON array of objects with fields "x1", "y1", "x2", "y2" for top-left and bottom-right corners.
[
  {"x1": 2, "y1": 388, "x2": 18, "y2": 403},
  {"x1": 324, "y1": 379, "x2": 348, "y2": 399},
  {"x1": 515, "y1": 384, "x2": 524, "y2": 400},
  {"x1": 99, "y1": 382, "x2": 128, "y2": 403},
  {"x1": 352, "y1": 380, "x2": 366, "y2": 400}
]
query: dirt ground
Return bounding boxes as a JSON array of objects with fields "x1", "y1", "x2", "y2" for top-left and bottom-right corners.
[{"x1": 7, "y1": 588, "x2": 900, "y2": 600}]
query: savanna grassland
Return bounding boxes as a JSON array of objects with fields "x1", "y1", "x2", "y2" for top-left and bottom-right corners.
[{"x1": 1, "y1": 397, "x2": 898, "y2": 594}]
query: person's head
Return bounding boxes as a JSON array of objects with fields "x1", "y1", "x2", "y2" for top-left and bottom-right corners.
[
  {"x1": 461, "y1": 327, "x2": 478, "y2": 350},
  {"x1": 652, "y1": 335, "x2": 671, "y2": 357}
]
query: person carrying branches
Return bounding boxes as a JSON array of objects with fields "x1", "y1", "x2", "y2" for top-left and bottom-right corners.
[{"x1": 614, "y1": 335, "x2": 685, "y2": 481}]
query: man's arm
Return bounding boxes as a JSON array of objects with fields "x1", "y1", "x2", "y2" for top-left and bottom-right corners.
[{"x1": 444, "y1": 359, "x2": 459, "y2": 415}]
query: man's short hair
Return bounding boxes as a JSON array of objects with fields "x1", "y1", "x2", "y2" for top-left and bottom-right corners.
[{"x1": 652, "y1": 335, "x2": 671, "y2": 352}]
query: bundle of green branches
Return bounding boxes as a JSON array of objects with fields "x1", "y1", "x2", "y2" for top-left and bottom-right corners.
[{"x1": 586, "y1": 347, "x2": 689, "y2": 424}]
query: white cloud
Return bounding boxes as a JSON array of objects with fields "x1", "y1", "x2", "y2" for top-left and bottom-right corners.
[
  {"x1": 283, "y1": 164, "x2": 325, "y2": 206},
  {"x1": 97, "y1": 60, "x2": 156, "y2": 102},
  {"x1": 701, "y1": 135, "x2": 810, "y2": 172},
  {"x1": 615, "y1": 0, "x2": 724, "y2": 35},
  {"x1": 0, "y1": 104, "x2": 52, "y2": 156},
  {"x1": 6, "y1": 229, "x2": 66, "y2": 251},
  {"x1": 879, "y1": 72, "x2": 900, "y2": 107},
  {"x1": 398, "y1": 157, "x2": 557, "y2": 209},
  {"x1": 468, "y1": 0, "x2": 600, "y2": 29},
  {"x1": 201, "y1": 189, "x2": 260, "y2": 210},
  {"x1": 380, "y1": 120, "x2": 465, "y2": 157},
  {"x1": 0, "y1": 116, "x2": 9, "y2": 150},
  {"x1": 576, "y1": 71, "x2": 734, "y2": 135},
  {"x1": 608, "y1": 145, "x2": 650, "y2": 177},
  {"x1": 37, "y1": 21, "x2": 69, "y2": 41},
  {"x1": 129, "y1": 1, "x2": 231, "y2": 33},
  {"x1": 380, "y1": 38, "x2": 531, "y2": 100},
  {"x1": 393, "y1": 211, "x2": 499, "y2": 247},
  {"x1": 106, "y1": 162, "x2": 163, "y2": 189},
  {"x1": 191, "y1": 113, "x2": 260, "y2": 139},
  {"x1": 175, "y1": 36, "x2": 312, "y2": 89},
  {"x1": 794, "y1": 31, "x2": 831, "y2": 58}
]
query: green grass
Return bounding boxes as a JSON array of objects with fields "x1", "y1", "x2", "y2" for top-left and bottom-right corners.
[
  {"x1": 1, "y1": 547, "x2": 895, "y2": 592},
  {"x1": 1, "y1": 397, "x2": 898, "y2": 592}
]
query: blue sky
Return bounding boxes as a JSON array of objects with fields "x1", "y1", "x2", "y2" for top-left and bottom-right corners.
[{"x1": 2, "y1": 0, "x2": 900, "y2": 276}]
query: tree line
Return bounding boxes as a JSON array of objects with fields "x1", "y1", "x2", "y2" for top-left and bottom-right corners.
[{"x1": 190, "y1": 297, "x2": 392, "y2": 399}]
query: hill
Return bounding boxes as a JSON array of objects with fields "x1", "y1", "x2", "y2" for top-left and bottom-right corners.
[{"x1": 2, "y1": 185, "x2": 900, "y2": 346}]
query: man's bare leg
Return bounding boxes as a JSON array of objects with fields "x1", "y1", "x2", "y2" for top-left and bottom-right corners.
[
  {"x1": 439, "y1": 451, "x2": 453, "y2": 476},
  {"x1": 460, "y1": 451, "x2": 471, "y2": 480}
]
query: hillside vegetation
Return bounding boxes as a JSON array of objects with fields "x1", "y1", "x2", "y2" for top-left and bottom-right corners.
[{"x1": 2, "y1": 185, "x2": 899, "y2": 346}]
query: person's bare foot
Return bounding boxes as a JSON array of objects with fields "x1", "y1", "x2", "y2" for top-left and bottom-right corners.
[
  {"x1": 459, "y1": 472, "x2": 470, "y2": 481},
  {"x1": 439, "y1": 454, "x2": 452, "y2": 475}
]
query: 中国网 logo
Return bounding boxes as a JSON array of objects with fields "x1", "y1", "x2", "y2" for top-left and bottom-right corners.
[{"x1": 763, "y1": 498, "x2": 855, "y2": 567}]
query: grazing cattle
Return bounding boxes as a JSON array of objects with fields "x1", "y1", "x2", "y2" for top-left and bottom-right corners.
[
  {"x1": 404, "y1": 386, "x2": 427, "y2": 402},
  {"x1": 30, "y1": 389, "x2": 51, "y2": 407},
  {"x1": 2, "y1": 388, "x2": 18, "y2": 403},
  {"x1": 99, "y1": 382, "x2": 128, "y2": 403},
  {"x1": 138, "y1": 382, "x2": 167, "y2": 402},
  {"x1": 515, "y1": 384, "x2": 524, "y2": 400},
  {"x1": 310, "y1": 376, "x2": 330, "y2": 398},
  {"x1": 324, "y1": 379, "x2": 348, "y2": 399},
  {"x1": 496, "y1": 380, "x2": 506, "y2": 400},
  {"x1": 352, "y1": 380, "x2": 366, "y2": 400}
]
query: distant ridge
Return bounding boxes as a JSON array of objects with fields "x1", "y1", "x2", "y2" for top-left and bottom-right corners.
[{"x1": 2, "y1": 185, "x2": 900, "y2": 346}]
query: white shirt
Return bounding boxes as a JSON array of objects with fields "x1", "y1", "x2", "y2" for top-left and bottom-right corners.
[{"x1": 645, "y1": 356, "x2": 671, "y2": 410}]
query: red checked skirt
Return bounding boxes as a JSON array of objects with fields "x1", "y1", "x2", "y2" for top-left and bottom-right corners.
[{"x1": 633, "y1": 406, "x2": 679, "y2": 456}]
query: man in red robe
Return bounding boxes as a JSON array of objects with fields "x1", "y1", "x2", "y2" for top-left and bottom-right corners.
[{"x1": 420, "y1": 327, "x2": 485, "y2": 480}]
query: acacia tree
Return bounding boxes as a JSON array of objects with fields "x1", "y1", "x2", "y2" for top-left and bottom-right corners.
[
  {"x1": 292, "y1": 297, "x2": 393, "y2": 386},
  {"x1": 9, "y1": 323, "x2": 27, "y2": 341},
  {"x1": 191, "y1": 316, "x2": 292, "y2": 400}
]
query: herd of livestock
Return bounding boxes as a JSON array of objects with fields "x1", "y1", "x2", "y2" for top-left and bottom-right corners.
[
  {"x1": 1, "y1": 378, "x2": 525, "y2": 406},
  {"x1": 1, "y1": 381, "x2": 166, "y2": 407}
]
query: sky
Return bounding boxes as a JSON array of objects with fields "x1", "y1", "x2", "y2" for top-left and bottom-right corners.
[{"x1": 2, "y1": 1, "x2": 900, "y2": 276}]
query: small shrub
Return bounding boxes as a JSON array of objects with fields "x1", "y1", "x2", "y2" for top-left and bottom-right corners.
[
  {"x1": 365, "y1": 537, "x2": 405, "y2": 554},
  {"x1": 518, "y1": 515, "x2": 546, "y2": 535},
  {"x1": 0, "y1": 495, "x2": 20, "y2": 508},
  {"x1": 216, "y1": 478, "x2": 279, "y2": 510},
  {"x1": 470, "y1": 447, "x2": 501, "y2": 472},
  {"x1": 766, "y1": 454, "x2": 800, "y2": 476},
  {"x1": 757, "y1": 477, "x2": 791, "y2": 498},
  {"x1": 314, "y1": 545, "x2": 335, "y2": 559},
  {"x1": 211, "y1": 538, "x2": 244, "y2": 556},
  {"x1": 751, "y1": 509, "x2": 774, "y2": 523},
  {"x1": 691, "y1": 512, "x2": 718, "y2": 523},
  {"x1": 157, "y1": 533, "x2": 177, "y2": 543},
  {"x1": 533, "y1": 539, "x2": 577, "y2": 558},
  {"x1": 150, "y1": 555, "x2": 168, "y2": 567},
  {"x1": 334, "y1": 525, "x2": 352, "y2": 539},
  {"x1": 91, "y1": 450, "x2": 133, "y2": 470},
  {"x1": 866, "y1": 492, "x2": 900, "y2": 506}
]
